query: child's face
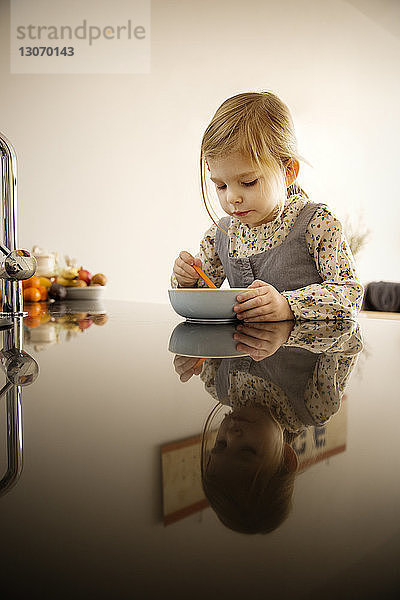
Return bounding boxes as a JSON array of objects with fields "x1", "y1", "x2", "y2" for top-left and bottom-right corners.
[
  {"x1": 208, "y1": 406, "x2": 283, "y2": 478},
  {"x1": 207, "y1": 152, "x2": 282, "y2": 226}
]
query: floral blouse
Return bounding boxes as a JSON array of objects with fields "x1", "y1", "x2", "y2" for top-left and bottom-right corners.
[
  {"x1": 199, "y1": 321, "x2": 363, "y2": 434},
  {"x1": 171, "y1": 194, "x2": 364, "y2": 320}
]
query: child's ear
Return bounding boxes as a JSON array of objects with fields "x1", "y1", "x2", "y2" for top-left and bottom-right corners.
[
  {"x1": 283, "y1": 443, "x2": 299, "y2": 473},
  {"x1": 285, "y1": 158, "x2": 299, "y2": 187}
]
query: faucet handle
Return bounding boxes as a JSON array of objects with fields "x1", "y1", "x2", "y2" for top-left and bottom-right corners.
[
  {"x1": 0, "y1": 249, "x2": 37, "y2": 281},
  {"x1": 0, "y1": 347, "x2": 39, "y2": 387}
]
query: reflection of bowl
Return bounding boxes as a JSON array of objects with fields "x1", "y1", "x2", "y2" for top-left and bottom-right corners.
[
  {"x1": 168, "y1": 288, "x2": 247, "y2": 322},
  {"x1": 168, "y1": 322, "x2": 248, "y2": 358},
  {"x1": 59, "y1": 299, "x2": 106, "y2": 314}
]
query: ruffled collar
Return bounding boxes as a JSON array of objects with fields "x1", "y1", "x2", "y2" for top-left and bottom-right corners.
[{"x1": 232, "y1": 193, "x2": 308, "y2": 235}]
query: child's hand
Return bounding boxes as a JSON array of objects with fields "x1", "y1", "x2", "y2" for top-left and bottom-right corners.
[
  {"x1": 173, "y1": 355, "x2": 204, "y2": 382},
  {"x1": 173, "y1": 251, "x2": 202, "y2": 288},
  {"x1": 234, "y1": 280, "x2": 295, "y2": 322},
  {"x1": 233, "y1": 321, "x2": 294, "y2": 361}
]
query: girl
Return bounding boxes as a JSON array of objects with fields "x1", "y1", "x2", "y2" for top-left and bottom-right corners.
[
  {"x1": 174, "y1": 320, "x2": 362, "y2": 534},
  {"x1": 171, "y1": 91, "x2": 364, "y2": 321}
]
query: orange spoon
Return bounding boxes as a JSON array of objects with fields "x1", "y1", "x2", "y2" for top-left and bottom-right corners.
[
  {"x1": 193, "y1": 265, "x2": 217, "y2": 289},
  {"x1": 194, "y1": 357, "x2": 206, "y2": 370}
]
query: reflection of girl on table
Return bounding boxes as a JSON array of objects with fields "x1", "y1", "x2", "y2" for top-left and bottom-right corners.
[
  {"x1": 171, "y1": 91, "x2": 363, "y2": 321},
  {"x1": 174, "y1": 321, "x2": 362, "y2": 534},
  {"x1": 201, "y1": 321, "x2": 362, "y2": 435}
]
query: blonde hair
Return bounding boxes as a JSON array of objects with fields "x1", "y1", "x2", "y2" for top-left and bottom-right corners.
[
  {"x1": 201, "y1": 403, "x2": 297, "y2": 535},
  {"x1": 200, "y1": 91, "x2": 308, "y2": 231}
]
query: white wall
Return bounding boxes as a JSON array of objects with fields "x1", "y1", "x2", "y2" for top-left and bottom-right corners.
[{"x1": 1, "y1": 0, "x2": 399, "y2": 303}]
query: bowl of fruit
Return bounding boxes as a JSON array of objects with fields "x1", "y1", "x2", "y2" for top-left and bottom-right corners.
[
  {"x1": 22, "y1": 266, "x2": 107, "y2": 305},
  {"x1": 56, "y1": 268, "x2": 107, "y2": 300}
]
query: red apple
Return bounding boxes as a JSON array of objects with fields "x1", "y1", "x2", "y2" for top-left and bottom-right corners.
[
  {"x1": 78, "y1": 269, "x2": 92, "y2": 285},
  {"x1": 78, "y1": 318, "x2": 93, "y2": 331}
]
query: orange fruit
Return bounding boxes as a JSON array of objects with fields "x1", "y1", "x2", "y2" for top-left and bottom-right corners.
[
  {"x1": 39, "y1": 277, "x2": 52, "y2": 288},
  {"x1": 37, "y1": 285, "x2": 48, "y2": 301},
  {"x1": 24, "y1": 317, "x2": 41, "y2": 329},
  {"x1": 23, "y1": 287, "x2": 41, "y2": 302},
  {"x1": 39, "y1": 304, "x2": 49, "y2": 316},
  {"x1": 23, "y1": 275, "x2": 41, "y2": 289},
  {"x1": 26, "y1": 302, "x2": 42, "y2": 317}
]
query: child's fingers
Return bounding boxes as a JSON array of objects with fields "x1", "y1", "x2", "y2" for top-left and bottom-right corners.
[
  {"x1": 235, "y1": 324, "x2": 275, "y2": 339},
  {"x1": 173, "y1": 253, "x2": 203, "y2": 287},
  {"x1": 174, "y1": 359, "x2": 192, "y2": 376},
  {"x1": 234, "y1": 341, "x2": 253, "y2": 355},
  {"x1": 238, "y1": 322, "x2": 280, "y2": 334},
  {"x1": 175, "y1": 263, "x2": 197, "y2": 281},
  {"x1": 236, "y1": 284, "x2": 270, "y2": 303},
  {"x1": 234, "y1": 342, "x2": 265, "y2": 361},
  {"x1": 179, "y1": 251, "x2": 196, "y2": 266},
  {"x1": 233, "y1": 331, "x2": 260, "y2": 347},
  {"x1": 234, "y1": 330, "x2": 275, "y2": 351},
  {"x1": 247, "y1": 279, "x2": 270, "y2": 289},
  {"x1": 174, "y1": 355, "x2": 197, "y2": 370},
  {"x1": 242, "y1": 313, "x2": 278, "y2": 322},
  {"x1": 236, "y1": 304, "x2": 277, "y2": 321},
  {"x1": 180, "y1": 370, "x2": 195, "y2": 383},
  {"x1": 173, "y1": 355, "x2": 202, "y2": 381},
  {"x1": 234, "y1": 295, "x2": 272, "y2": 314},
  {"x1": 175, "y1": 257, "x2": 200, "y2": 281},
  {"x1": 235, "y1": 290, "x2": 255, "y2": 303},
  {"x1": 181, "y1": 359, "x2": 204, "y2": 381}
]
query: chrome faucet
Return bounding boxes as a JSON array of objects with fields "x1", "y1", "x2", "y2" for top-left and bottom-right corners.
[
  {"x1": 0, "y1": 132, "x2": 37, "y2": 316},
  {"x1": 0, "y1": 316, "x2": 39, "y2": 497}
]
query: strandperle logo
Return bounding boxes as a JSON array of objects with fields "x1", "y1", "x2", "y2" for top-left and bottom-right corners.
[
  {"x1": 15, "y1": 19, "x2": 146, "y2": 46},
  {"x1": 10, "y1": 0, "x2": 150, "y2": 74}
]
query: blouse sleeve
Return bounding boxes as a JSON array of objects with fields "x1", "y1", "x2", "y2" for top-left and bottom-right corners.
[
  {"x1": 281, "y1": 206, "x2": 364, "y2": 320},
  {"x1": 284, "y1": 320, "x2": 363, "y2": 354},
  {"x1": 170, "y1": 223, "x2": 226, "y2": 288},
  {"x1": 304, "y1": 351, "x2": 359, "y2": 425}
]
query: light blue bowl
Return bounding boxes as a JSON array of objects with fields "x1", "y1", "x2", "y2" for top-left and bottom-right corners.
[{"x1": 168, "y1": 288, "x2": 247, "y2": 322}]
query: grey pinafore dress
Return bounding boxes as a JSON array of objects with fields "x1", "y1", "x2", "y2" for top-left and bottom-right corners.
[
  {"x1": 215, "y1": 348, "x2": 323, "y2": 428},
  {"x1": 215, "y1": 201, "x2": 326, "y2": 291}
]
